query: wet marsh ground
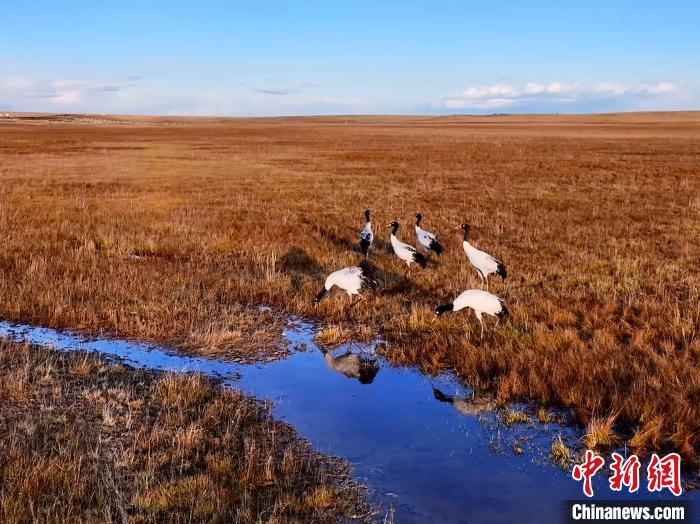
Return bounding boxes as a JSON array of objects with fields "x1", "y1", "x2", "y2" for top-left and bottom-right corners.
[
  {"x1": 1, "y1": 112, "x2": 699, "y2": 467},
  {"x1": 3, "y1": 316, "x2": 697, "y2": 523},
  {"x1": 0, "y1": 337, "x2": 367, "y2": 522}
]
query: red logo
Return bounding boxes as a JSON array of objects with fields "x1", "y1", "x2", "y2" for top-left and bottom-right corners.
[
  {"x1": 609, "y1": 452, "x2": 641, "y2": 493},
  {"x1": 572, "y1": 450, "x2": 606, "y2": 497},
  {"x1": 572, "y1": 452, "x2": 683, "y2": 497},
  {"x1": 647, "y1": 453, "x2": 682, "y2": 496}
]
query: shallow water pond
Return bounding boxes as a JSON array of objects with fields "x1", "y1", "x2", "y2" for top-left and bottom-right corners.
[{"x1": 1, "y1": 319, "x2": 696, "y2": 523}]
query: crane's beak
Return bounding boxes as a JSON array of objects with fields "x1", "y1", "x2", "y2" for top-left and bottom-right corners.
[
  {"x1": 453, "y1": 226, "x2": 461, "y2": 230},
  {"x1": 385, "y1": 224, "x2": 392, "y2": 228}
]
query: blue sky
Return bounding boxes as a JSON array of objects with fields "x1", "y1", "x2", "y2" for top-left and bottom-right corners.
[{"x1": 2, "y1": 1, "x2": 698, "y2": 115}]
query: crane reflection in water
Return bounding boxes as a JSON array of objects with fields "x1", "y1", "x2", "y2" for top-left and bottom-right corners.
[{"x1": 319, "y1": 348, "x2": 380, "y2": 384}]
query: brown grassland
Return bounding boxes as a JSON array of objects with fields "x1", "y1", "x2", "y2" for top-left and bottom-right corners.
[
  {"x1": 0, "y1": 338, "x2": 366, "y2": 522},
  {"x1": 0, "y1": 112, "x2": 699, "y2": 464}
]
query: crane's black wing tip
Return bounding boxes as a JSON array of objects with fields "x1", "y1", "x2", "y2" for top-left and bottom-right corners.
[
  {"x1": 359, "y1": 259, "x2": 381, "y2": 289},
  {"x1": 413, "y1": 252, "x2": 428, "y2": 268},
  {"x1": 359, "y1": 238, "x2": 370, "y2": 255},
  {"x1": 429, "y1": 239, "x2": 444, "y2": 256},
  {"x1": 496, "y1": 261, "x2": 507, "y2": 280}
]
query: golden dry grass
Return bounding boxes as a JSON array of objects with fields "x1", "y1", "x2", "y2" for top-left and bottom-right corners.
[
  {"x1": 0, "y1": 112, "x2": 699, "y2": 463},
  {"x1": 551, "y1": 436, "x2": 573, "y2": 468},
  {"x1": 0, "y1": 339, "x2": 367, "y2": 522},
  {"x1": 582, "y1": 413, "x2": 622, "y2": 451},
  {"x1": 503, "y1": 409, "x2": 531, "y2": 427}
]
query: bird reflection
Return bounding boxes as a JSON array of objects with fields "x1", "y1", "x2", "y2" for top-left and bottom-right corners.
[
  {"x1": 320, "y1": 348, "x2": 379, "y2": 384},
  {"x1": 432, "y1": 387, "x2": 496, "y2": 416}
]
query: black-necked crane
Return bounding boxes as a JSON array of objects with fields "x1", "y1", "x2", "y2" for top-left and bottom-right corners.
[
  {"x1": 359, "y1": 209, "x2": 374, "y2": 256},
  {"x1": 314, "y1": 260, "x2": 380, "y2": 307},
  {"x1": 459, "y1": 224, "x2": 507, "y2": 290},
  {"x1": 387, "y1": 221, "x2": 427, "y2": 272},
  {"x1": 415, "y1": 213, "x2": 444, "y2": 257},
  {"x1": 434, "y1": 288, "x2": 509, "y2": 339}
]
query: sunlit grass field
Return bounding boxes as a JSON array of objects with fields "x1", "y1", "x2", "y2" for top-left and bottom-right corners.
[{"x1": 1, "y1": 112, "x2": 698, "y2": 463}]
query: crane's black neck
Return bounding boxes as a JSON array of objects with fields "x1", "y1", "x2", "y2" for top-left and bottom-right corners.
[
  {"x1": 314, "y1": 288, "x2": 328, "y2": 303},
  {"x1": 415, "y1": 214, "x2": 422, "y2": 226},
  {"x1": 433, "y1": 388, "x2": 455, "y2": 404},
  {"x1": 462, "y1": 227, "x2": 470, "y2": 242},
  {"x1": 390, "y1": 223, "x2": 399, "y2": 235},
  {"x1": 435, "y1": 303, "x2": 454, "y2": 316},
  {"x1": 364, "y1": 209, "x2": 371, "y2": 223}
]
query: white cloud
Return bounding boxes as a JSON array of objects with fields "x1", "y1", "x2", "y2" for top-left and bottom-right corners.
[
  {"x1": 435, "y1": 81, "x2": 680, "y2": 111},
  {"x1": 0, "y1": 76, "x2": 141, "y2": 111},
  {"x1": 0, "y1": 73, "x2": 688, "y2": 116}
]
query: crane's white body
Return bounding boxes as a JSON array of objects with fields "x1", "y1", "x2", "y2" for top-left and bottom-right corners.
[
  {"x1": 452, "y1": 289, "x2": 506, "y2": 338},
  {"x1": 453, "y1": 289, "x2": 503, "y2": 316},
  {"x1": 416, "y1": 225, "x2": 437, "y2": 252},
  {"x1": 433, "y1": 388, "x2": 496, "y2": 416},
  {"x1": 321, "y1": 349, "x2": 378, "y2": 384},
  {"x1": 390, "y1": 234, "x2": 420, "y2": 267},
  {"x1": 324, "y1": 267, "x2": 364, "y2": 296},
  {"x1": 451, "y1": 397, "x2": 495, "y2": 416},
  {"x1": 463, "y1": 241, "x2": 501, "y2": 289},
  {"x1": 323, "y1": 351, "x2": 362, "y2": 378}
]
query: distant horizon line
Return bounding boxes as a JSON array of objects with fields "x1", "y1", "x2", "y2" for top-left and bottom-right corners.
[{"x1": 2, "y1": 109, "x2": 699, "y2": 119}]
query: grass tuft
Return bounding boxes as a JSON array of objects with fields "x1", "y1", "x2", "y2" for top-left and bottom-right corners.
[
  {"x1": 503, "y1": 409, "x2": 530, "y2": 427},
  {"x1": 551, "y1": 436, "x2": 572, "y2": 468},
  {"x1": 582, "y1": 414, "x2": 622, "y2": 451}
]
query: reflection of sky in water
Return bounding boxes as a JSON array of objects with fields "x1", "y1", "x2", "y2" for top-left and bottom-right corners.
[{"x1": 1, "y1": 319, "x2": 696, "y2": 523}]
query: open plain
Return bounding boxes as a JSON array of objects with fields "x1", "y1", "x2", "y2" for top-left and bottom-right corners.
[{"x1": 1, "y1": 111, "x2": 699, "y2": 467}]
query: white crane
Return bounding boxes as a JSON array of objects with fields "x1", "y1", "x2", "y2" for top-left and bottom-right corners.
[
  {"x1": 459, "y1": 224, "x2": 507, "y2": 290},
  {"x1": 359, "y1": 209, "x2": 374, "y2": 256},
  {"x1": 388, "y1": 221, "x2": 427, "y2": 271},
  {"x1": 314, "y1": 260, "x2": 380, "y2": 307},
  {"x1": 415, "y1": 213, "x2": 444, "y2": 256},
  {"x1": 434, "y1": 288, "x2": 509, "y2": 339}
]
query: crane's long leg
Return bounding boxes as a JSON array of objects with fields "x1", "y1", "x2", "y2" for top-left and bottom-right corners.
[
  {"x1": 474, "y1": 311, "x2": 484, "y2": 340},
  {"x1": 348, "y1": 294, "x2": 364, "y2": 309},
  {"x1": 477, "y1": 270, "x2": 485, "y2": 289},
  {"x1": 485, "y1": 275, "x2": 490, "y2": 292}
]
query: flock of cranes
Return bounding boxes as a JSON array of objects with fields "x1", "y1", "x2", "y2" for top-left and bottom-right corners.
[{"x1": 315, "y1": 209, "x2": 510, "y2": 339}]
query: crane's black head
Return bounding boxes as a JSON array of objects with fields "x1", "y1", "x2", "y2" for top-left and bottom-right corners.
[
  {"x1": 460, "y1": 223, "x2": 471, "y2": 240},
  {"x1": 364, "y1": 209, "x2": 371, "y2": 222},
  {"x1": 314, "y1": 288, "x2": 328, "y2": 304},
  {"x1": 387, "y1": 221, "x2": 399, "y2": 234},
  {"x1": 434, "y1": 303, "x2": 454, "y2": 317},
  {"x1": 415, "y1": 213, "x2": 422, "y2": 225}
]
